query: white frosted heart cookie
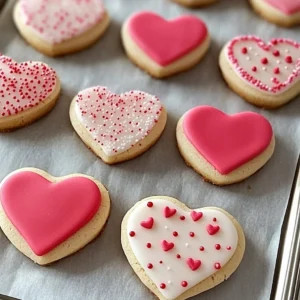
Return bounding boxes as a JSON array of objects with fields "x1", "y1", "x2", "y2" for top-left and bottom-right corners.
[
  {"x1": 13, "y1": 0, "x2": 110, "y2": 56},
  {"x1": 176, "y1": 106, "x2": 275, "y2": 185},
  {"x1": 171, "y1": 0, "x2": 217, "y2": 8},
  {"x1": 0, "y1": 54, "x2": 60, "y2": 131},
  {"x1": 250, "y1": 0, "x2": 300, "y2": 27},
  {"x1": 219, "y1": 36, "x2": 300, "y2": 109},
  {"x1": 70, "y1": 86, "x2": 167, "y2": 164},
  {"x1": 122, "y1": 11, "x2": 210, "y2": 78},
  {"x1": 0, "y1": 168, "x2": 110, "y2": 265},
  {"x1": 121, "y1": 196, "x2": 245, "y2": 300}
]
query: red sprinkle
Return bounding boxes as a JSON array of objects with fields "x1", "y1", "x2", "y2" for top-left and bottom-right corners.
[
  {"x1": 199, "y1": 246, "x2": 205, "y2": 251},
  {"x1": 147, "y1": 263, "x2": 153, "y2": 269},
  {"x1": 214, "y1": 263, "x2": 221, "y2": 270},
  {"x1": 160, "y1": 283, "x2": 166, "y2": 289},
  {"x1": 274, "y1": 67, "x2": 280, "y2": 74},
  {"x1": 129, "y1": 231, "x2": 135, "y2": 237},
  {"x1": 147, "y1": 201, "x2": 153, "y2": 207},
  {"x1": 241, "y1": 47, "x2": 247, "y2": 54},
  {"x1": 273, "y1": 50, "x2": 280, "y2": 56},
  {"x1": 261, "y1": 57, "x2": 268, "y2": 64},
  {"x1": 215, "y1": 244, "x2": 221, "y2": 250},
  {"x1": 227, "y1": 246, "x2": 232, "y2": 250},
  {"x1": 180, "y1": 216, "x2": 185, "y2": 221},
  {"x1": 181, "y1": 281, "x2": 188, "y2": 287},
  {"x1": 189, "y1": 232, "x2": 195, "y2": 237},
  {"x1": 176, "y1": 254, "x2": 181, "y2": 259},
  {"x1": 146, "y1": 243, "x2": 151, "y2": 248},
  {"x1": 173, "y1": 231, "x2": 178, "y2": 237},
  {"x1": 252, "y1": 66, "x2": 257, "y2": 72},
  {"x1": 213, "y1": 217, "x2": 217, "y2": 222},
  {"x1": 285, "y1": 56, "x2": 293, "y2": 63}
]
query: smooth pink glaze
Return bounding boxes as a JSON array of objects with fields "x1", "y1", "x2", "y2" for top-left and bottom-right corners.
[{"x1": 266, "y1": 0, "x2": 300, "y2": 15}]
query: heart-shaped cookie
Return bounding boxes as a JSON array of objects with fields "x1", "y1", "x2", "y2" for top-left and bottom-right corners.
[
  {"x1": 13, "y1": 0, "x2": 110, "y2": 56},
  {"x1": 122, "y1": 196, "x2": 245, "y2": 300},
  {"x1": 176, "y1": 106, "x2": 275, "y2": 185},
  {"x1": 0, "y1": 55, "x2": 60, "y2": 131},
  {"x1": 219, "y1": 36, "x2": 300, "y2": 108},
  {"x1": 250, "y1": 0, "x2": 300, "y2": 27},
  {"x1": 122, "y1": 11, "x2": 210, "y2": 78},
  {"x1": 0, "y1": 168, "x2": 110, "y2": 265},
  {"x1": 69, "y1": 86, "x2": 167, "y2": 164}
]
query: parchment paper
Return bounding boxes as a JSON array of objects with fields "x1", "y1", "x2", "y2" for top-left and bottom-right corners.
[{"x1": 0, "y1": 0, "x2": 299, "y2": 299}]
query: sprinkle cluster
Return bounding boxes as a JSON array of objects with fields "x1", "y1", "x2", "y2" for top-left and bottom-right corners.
[
  {"x1": 226, "y1": 36, "x2": 300, "y2": 94},
  {"x1": 0, "y1": 55, "x2": 57, "y2": 117},
  {"x1": 75, "y1": 87, "x2": 162, "y2": 156},
  {"x1": 19, "y1": 0, "x2": 105, "y2": 44},
  {"x1": 129, "y1": 202, "x2": 234, "y2": 293}
]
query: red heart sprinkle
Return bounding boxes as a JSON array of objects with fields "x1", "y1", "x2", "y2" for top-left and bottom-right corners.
[
  {"x1": 164, "y1": 206, "x2": 177, "y2": 218},
  {"x1": 187, "y1": 258, "x2": 201, "y2": 271},
  {"x1": 190, "y1": 211, "x2": 203, "y2": 221},
  {"x1": 161, "y1": 240, "x2": 174, "y2": 251},
  {"x1": 140, "y1": 217, "x2": 154, "y2": 229},
  {"x1": 206, "y1": 224, "x2": 220, "y2": 235}
]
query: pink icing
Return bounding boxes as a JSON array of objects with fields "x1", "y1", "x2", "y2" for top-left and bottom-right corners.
[
  {"x1": 183, "y1": 106, "x2": 273, "y2": 175},
  {"x1": 127, "y1": 11, "x2": 208, "y2": 66},
  {"x1": 0, "y1": 171, "x2": 101, "y2": 256},
  {"x1": 266, "y1": 0, "x2": 300, "y2": 15},
  {"x1": 226, "y1": 36, "x2": 300, "y2": 94},
  {"x1": 0, "y1": 55, "x2": 57, "y2": 117},
  {"x1": 19, "y1": 0, "x2": 106, "y2": 44}
]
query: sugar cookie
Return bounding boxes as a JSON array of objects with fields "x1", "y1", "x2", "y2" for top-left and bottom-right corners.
[
  {"x1": 13, "y1": 0, "x2": 110, "y2": 56},
  {"x1": 250, "y1": 0, "x2": 300, "y2": 27},
  {"x1": 121, "y1": 196, "x2": 245, "y2": 300},
  {"x1": 176, "y1": 106, "x2": 275, "y2": 185},
  {"x1": 219, "y1": 36, "x2": 300, "y2": 109},
  {"x1": 171, "y1": 0, "x2": 217, "y2": 8},
  {"x1": 122, "y1": 11, "x2": 210, "y2": 78},
  {"x1": 70, "y1": 86, "x2": 167, "y2": 164},
  {"x1": 0, "y1": 54, "x2": 60, "y2": 131},
  {"x1": 0, "y1": 168, "x2": 110, "y2": 265}
]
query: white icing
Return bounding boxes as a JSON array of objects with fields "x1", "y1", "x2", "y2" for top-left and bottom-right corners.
[
  {"x1": 226, "y1": 39, "x2": 300, "y2": 95},
  {"x1": 127, "y1": 199, "x2": 239, "y2": 300},
  {"x1": 19, "y1": 0, "x2": 105, "y2": 44},
  {"x1": 74, "y1": 87, "x2": 162, "y2": 156}
]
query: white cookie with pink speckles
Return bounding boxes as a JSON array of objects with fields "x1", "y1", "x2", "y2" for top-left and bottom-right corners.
[
  {"x1": 121, "y1": 196, "x2": 245, "y2": 300},
  {"x1": 69, "y1": 87, "x2": 167, "y2": 164},
  {"x1": 13, "y1": 0, "x2": 110, "y2": 56},
  {"x1": 0, "y1": 55, "x2": 60, "y2": 131},
  {"x1": 219, "y1": 36, "x2": 300, "y2": 109}
]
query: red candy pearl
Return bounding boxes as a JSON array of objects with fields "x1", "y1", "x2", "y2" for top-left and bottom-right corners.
[
  {"x1": 189, "y1": 232, "x2": 195, "y2": 237},
  {"x1": 241, "y1": 47, "x2": 247, "y2": 54},
  {"x1": 146, "y1": 243, "x2": 151, "y2": 248},
  {"x1": 181, "y1": 281, "x2": 188, "y2": 287},
  {"x1": 274, "y1": 67, "x2": 280, "y2": 74},
  {"x1": 285, "y1": 56, "x2": 293, "y2": 63},
  {"x1": 199, "y1": 246, "x2": 205, "y2": 251},
  {"x1": 159, "y1": 261, "x2": 163, "y2": 264},
  {"x1": 227, "y1": 246, "x2": 232, "y2": 250},
  {"x1": 147, "y1": 201, "x2": 153, "y2": 207},
  {"x1": 180, "y1": 216, "x2": 185, "y2": 221},
  {"x1": 176, "y1": 254, "x2": 181, "y2": 259},
  {"x1": 160, "y1": 283, "x2": 166, "y2": 289},
  {"x1": 215, "y1": 244, "x2": 221, "y2": 250},
  {"x1": 252, "y1": 66, "x2": 257, "y2": 72},
  {"x1": 173, "y1": 231, "x2": 178, "y2": 237},
  {"x1": 261, "y1": 57, "x2": 268, "y2": 64},
  {"x1": 215, "y1": 263, "x2": 221, "y2": 270},
  {"x1": 213, "y1": 217, "x2": 217, "y2": 222},
  {"x1": 129, "y1": 231, "x2": 135, "y2": 237},
  {"x1": 273, "y1": 50, "x2": 280, "y2": 57},
  {"x1": 147, "y1": 263, "x2": 153, "y2": 269}
]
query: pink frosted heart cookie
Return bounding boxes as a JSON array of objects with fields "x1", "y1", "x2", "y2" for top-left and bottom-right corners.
[
  {"x1": 0, "y1": 168, "x2": 110, "y2": 265},
  {"x1": 219, "y1": 36, "x2": 300, "y2": 108},
  {"x1": 69, "y1": 86, "x2": 167, "y2": 164},
  {"x1": 176, "y1": 106, "x2": 275, "y2": 185},
  {"x1": 13, "y1": 0, "x2": 110, "y2": 56},
  {"x1": 121, "y1": 196, "x2": 245, "y2": 300},
  {"x1": 171, "y1": 0, "x2": 218, "y2": 8},
  {"x1": 0, "y1": 54, "x2": 60, "y2": 131},
  {"x1": 250, "y1": 0, "x2": 300, "y2": 27},
  {"x1": 121, "y1": 11, "x2": 210, "y2": 78}
]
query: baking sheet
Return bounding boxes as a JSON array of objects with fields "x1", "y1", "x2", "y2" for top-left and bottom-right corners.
[{"x1": 0, "y1": 0, "x2": 299, "y2": 299}]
